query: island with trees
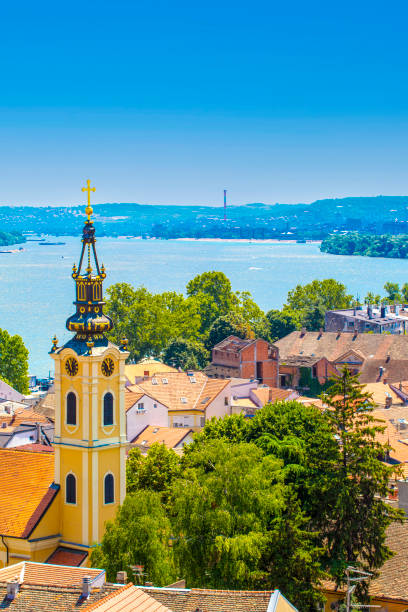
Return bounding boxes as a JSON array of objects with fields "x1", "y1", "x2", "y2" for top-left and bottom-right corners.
[
  {"x1": 321, "y1": 232, "x2": 408, "y2": 259},
  {"x1": 0, "y1": 231, "x2": 25, "y2": 247}
]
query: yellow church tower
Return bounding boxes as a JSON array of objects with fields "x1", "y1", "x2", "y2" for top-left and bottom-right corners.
[{"x1": 50, "y1": 181, "x2": 128, "y2": 552}]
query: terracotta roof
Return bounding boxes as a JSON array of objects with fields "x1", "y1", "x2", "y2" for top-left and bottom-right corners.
[
  {"x1": 0, "y1": 562, "x2": 116, "y2": 611},
  {"x1": 231, "y1": 397, "x2": 258, "y2": 409},
  {"x1": 0, "y1": 405, "x2": 50, "y2": 429},
  {"x1": 83, "y1": 583, "x2": 171, "y2": 611},
  {"x1": 0, "y1": 561, "x2": 104, "y2": 587},
  {"x1": 362, "y1": 382, "x2": 405, "y2": 408},
  {"x1": 371, "y1": 406, "x2": 408, "y2": 463},
  {"x1": 125, "y1": 390, "x2": 145, "y2": 412},
  {"x1": 125, "y1": 359, "x2": 178, "y2": 384},
  {"x1": 16, "y1": 443, "x2": 54, "y2": 453},
  {"x1": 130, "y1": 372, "x2": 230, "y2": 413},
  {"x1": 0, "y1": 583, "x2": 117, "y2": 611},
  {"x1": 0, "y1": 448, "x2": 56, "y2": 537},
  {"x1": 131, "y1": 425, "x2": 193, "y2": 449},
  {"x1": 276, "y1": 331, "x2": 408, "y2": 383},
  {"x1": 46, "y1": 547, "x2": 88, "y2": 567},
  {"x1": 322, "y1": 521, "x2": 408, "y2": 603},
  {"x1": 143, "y1": 586, "x2": 277, "y2": 611},
  {"x1": 251, "y1": 387, "x2": 296, "y2": 406}
]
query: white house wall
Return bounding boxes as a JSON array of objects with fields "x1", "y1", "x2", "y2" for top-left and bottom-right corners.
[{"x1": 126, "y1": 396, "x2": 168, "y2": 442}]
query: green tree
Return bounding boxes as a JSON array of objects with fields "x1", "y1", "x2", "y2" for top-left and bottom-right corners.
[
  {"x1": 186, "y1": 271, "x2": 237, "y2": 335},
  {"x1": 207, "y1": 312, "x2": 253, "y2": 348},
  {"x1": 266, "y1": 308, "x2": 299, "y2": 342},
  {"x1": 321, "y1": 368, "x2": 403, "y2": 589},
  {"x1": 173, "y1": 439, "x2": 324, "y2": 610},
  {"x1": 384, "y1": 282, "x2": 401, "y2": 302},
  {"x1": 127, "y1": 444, "x2": 181, "y2": 501},
  {"x1": 286, "y1": 279, "x2": 353, "y2": 312},
  {"x1": 402, "y1": 283, "x2": 408, "y2": 303},
  {"x1": 90, "y1": 491, "x2": 176, "y2": 585},
  {"x1": 301, "y1": 299, "x2": 326, "y2": 331},
  {"x1": 234, "y1": 291, "x2": 270, "y2": 340},
  {"x1": 0, "y1": 328, "x2": 29, "y2": 393},
  {"x1": 105, "y1": 283, "x2": 201, "y2": 361},
  {"x1": 163, "y1": 338, "x2": 209, "y2": 369}
]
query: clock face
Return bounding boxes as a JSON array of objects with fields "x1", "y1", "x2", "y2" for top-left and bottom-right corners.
[
  {"x1": 65, "y1": 357, "x2": 79, "y2": 377},
  {"x1": 101, "y1": 357, "x2": 114, "y2": 377}
]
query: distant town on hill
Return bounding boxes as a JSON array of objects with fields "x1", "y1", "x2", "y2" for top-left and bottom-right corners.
[{"x1": 3, "y1": 195, "x2": 408, "y2": 240}]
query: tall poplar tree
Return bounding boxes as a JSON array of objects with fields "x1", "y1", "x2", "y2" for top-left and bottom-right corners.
[{"x1": 321, "y1": 368, "x2": 403, "y2": 588}]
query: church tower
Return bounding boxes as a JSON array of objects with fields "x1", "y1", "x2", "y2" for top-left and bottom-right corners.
[{"x1": 51, "y1": 181, "x2": 128, "y2": 551}]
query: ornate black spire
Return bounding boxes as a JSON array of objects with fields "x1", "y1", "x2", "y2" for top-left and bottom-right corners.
[{"x1": 65, "y1": 180, "x2": 113, "y2": 343}]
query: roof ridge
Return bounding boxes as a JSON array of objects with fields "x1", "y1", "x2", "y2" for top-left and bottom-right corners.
[{"x1": 81, "y1": 582, "x2": 134, "y2": 611}]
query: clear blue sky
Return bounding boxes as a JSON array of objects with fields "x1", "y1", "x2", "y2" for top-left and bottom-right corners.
[{"x1": 1, "y1": 0, "x2": 408, "y2": 206}]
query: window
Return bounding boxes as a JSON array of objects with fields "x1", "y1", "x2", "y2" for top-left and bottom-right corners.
[
  {"x1": 162, "y1": 378, "x2": 168, "y2": 384},
  {"x1": 180, "y1": 397, "x2": 188, "y2": 404},
  {"x1": 153, "y1": 403, "x2": 157, "y2": 409},
  {"x1": 152, "y1": 378, "x2": 158, "y2": 385},
  {"x1": 189, "y1": 377, "x2": 196, "y2": 383},
  {"x1": 66, "y1": 474, "x2": 76, "y2": 504},
  {"x1": 104, "y1": 473, "x2": 114, "y2": 504},
  {"x1": 103, "y1": 393, "x2": 114, "y2": 426},
  {"x1": 137, "y1": 403, "x2": 144, "y2": 411},
  {"x1": 200, "y1": 417, "x2": 205, "y2": 427},
  {"x1": 224, "y1": 396, "x2": 229, "y2": 406},
  {"x1": 66, "y1": 392, "x2": 77, "y2": 425}
]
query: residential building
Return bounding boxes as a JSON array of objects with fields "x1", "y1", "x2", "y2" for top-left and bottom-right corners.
[
  {"x1": 125, "y1": 388, "x2": 169, "y2": 441},
  {"x1": 325, "y1": 304, "x2": 407, "y2": 334},
  {"x1": 130, "y1": 425, "x2": 194, "y2": 453},
  {"x1": 276, "y1": 330, "x2": 408, "y2": 388},
  {"x1": 205, "y1": 335, "x2": 279, "y2": 387},
  {"x1": 127, "y1": 371, "x2": 231, "y2": 431},
  {"x1": 124, "y1": 358, "x2": 178, "y2": 386}
]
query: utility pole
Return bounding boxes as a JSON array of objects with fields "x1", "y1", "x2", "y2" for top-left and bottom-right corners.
[{"x1": 345, "y1": 567, "x2": 380, "y2": 611}]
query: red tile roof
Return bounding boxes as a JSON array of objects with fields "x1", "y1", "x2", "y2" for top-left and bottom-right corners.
[
  {"x1": 0, "y1": 561, "x2": 104, "y2": 588},
  {"x1": 83, "y1": 583, "x2": 171, "y2": 611},
  {"x1": 0, "y1": 448, "x2": 56, "y2": 537},
  {"x1": 46, "y1": 547, "x2": 88, "y2": 567},
  {"x1": 128, "y1": 372, "x2": 230, "y2": 413}
]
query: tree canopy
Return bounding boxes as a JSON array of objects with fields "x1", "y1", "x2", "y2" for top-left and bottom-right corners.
[{"x1": 0, "y1": 328, "x2": 29, "y2": 393}]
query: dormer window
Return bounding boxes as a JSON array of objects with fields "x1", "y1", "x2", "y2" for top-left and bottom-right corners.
[
  {"x1": 181, "y1": 397, "x2": 188, "y2": 404},
  {"x1": 152, "y1": 378, "x2": 158, "y2": 385},
  {"x1": 162, "y1": 378, "x2": 168, "y2": 384}
]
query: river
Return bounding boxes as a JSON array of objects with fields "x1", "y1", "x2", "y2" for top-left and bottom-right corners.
[{"x1": 2, "y1": 236, "x2": 408, "y2": 376}]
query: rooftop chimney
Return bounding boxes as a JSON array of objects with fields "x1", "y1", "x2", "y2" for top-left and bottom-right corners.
[
  {"x1": 6, "y1": 579, "x2": 20, "y2": 600},
  {"x1": 300, "y1": 328, "x2": 306, "y2": 338},
  {"x1": 116, "y1": 571, "x2": 127, "y2": 584},
  {"x1": 82, "y1": 576, "x2": 92, "y2": 598}
]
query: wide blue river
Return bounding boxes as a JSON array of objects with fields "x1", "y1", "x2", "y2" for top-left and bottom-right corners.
[{"x1": 2, "y1": 237, "x2": 408, "y2": 376}]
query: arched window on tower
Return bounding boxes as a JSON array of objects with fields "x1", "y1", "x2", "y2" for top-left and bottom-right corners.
[
  {"x1": 103, "y1": 392, "x2": 114, "y2": 426},
  {"x1": 104, "y1": 473, "x2": 114, "y2": 504},
  {"x1": 66, "y1": 392, "x2": 77, "y2": 426},
  {"x1": 66, "y1": 473, "x2": 76, "y2": 504}
]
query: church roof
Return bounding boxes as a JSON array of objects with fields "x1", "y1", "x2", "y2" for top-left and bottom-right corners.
[{"x1": 0, "y1": 448, "x2": 57, "y2": 537}]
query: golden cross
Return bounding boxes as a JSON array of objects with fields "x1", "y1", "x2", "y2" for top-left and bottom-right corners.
[{"x1": 82, "y1": 179, "x2": 96, "y2": 221}]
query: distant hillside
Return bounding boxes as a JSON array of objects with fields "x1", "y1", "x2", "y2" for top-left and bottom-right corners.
[{"x1": 2, "y1": 196, "x2": 408, "y2": 239}]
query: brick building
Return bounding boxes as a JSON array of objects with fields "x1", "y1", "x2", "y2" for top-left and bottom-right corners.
[{"x1": 204, "y1": 336, "x2": 279, "y2": 387}]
